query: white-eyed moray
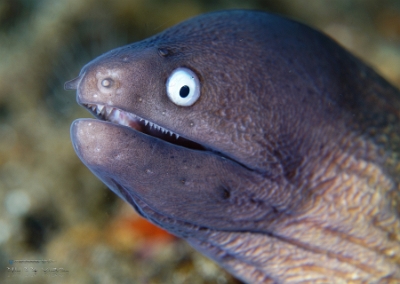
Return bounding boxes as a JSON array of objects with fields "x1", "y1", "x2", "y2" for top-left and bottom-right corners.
[{"x1": 65, "y1": 10, "x2": 400, "y2": 283}]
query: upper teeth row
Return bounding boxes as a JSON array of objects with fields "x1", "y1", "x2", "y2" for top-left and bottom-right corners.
[
  {"x1": 137, "y1": 117, "x2": 179, "y2": 138},
  {"x1": 90, "y1": 104, "x2": 109, "y2": 116},
  {"x1": 87, "y1": 104, "x2": 180, "y2": 139}
]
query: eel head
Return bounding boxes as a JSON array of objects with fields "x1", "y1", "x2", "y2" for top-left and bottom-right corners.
[{"x1": 66, "y1": 10, "x2": 400, "y2": 283}]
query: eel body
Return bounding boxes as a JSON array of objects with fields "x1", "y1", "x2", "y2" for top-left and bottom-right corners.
[{"x1": 65, "y1": 10, "x2": 400, "y2": 283}]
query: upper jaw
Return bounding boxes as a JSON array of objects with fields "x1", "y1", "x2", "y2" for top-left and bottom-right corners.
[
  {"x1": 84, "y1": 103, "x2": 181, "y2": 139},
  {"x1": 81, "y1": 102, "x2": 207, "y2": 151}
]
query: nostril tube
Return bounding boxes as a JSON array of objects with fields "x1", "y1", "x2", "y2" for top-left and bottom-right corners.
[{"x1": 64, "y1": 75, "x2": 83, "y2": 90}]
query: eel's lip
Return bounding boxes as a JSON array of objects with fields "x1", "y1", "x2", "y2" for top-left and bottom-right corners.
[{"x1": 81, "y1": 102, "x2": 207, "y2": 151}]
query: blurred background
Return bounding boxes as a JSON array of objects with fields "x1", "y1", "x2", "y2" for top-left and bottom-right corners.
[{"x1": 0, "y1": 0, "x2": 399, "y2": 283}]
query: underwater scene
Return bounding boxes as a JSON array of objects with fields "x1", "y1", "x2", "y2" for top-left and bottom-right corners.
[{"x1": 1, "y1": 0, "x2": 399, "y2": 283}]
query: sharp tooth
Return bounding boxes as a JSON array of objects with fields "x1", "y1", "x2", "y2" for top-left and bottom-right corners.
[
  {"x1": 149, "y1": 122, "x2": 153, "y2": 128},
  {"x1": 169, "y1": 131, "x2": 173, "y2": 136},
  {"x1": 144, "y1": 120, "x2": 148, "y2": 126},
  {"x1": 97, "y1": 105, "x2": 104, "y2": 114},
  {"x1": 106, "y1": 107, "x2": 112, "y2": 116},
  {"x1": 175, "y1": 133, "x2": 179, "y2": 139}
]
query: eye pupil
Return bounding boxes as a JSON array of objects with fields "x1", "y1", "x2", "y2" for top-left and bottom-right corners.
[
  {"x1": 166, "y1": 67, "x2": 200, "y2": 106},
  {"x1": 179, "y1": 85, "x2": 190, "y2": 98}
]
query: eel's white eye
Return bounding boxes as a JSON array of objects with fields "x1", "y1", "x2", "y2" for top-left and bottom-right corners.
[{"x1": 166, "y1": 67, "x2": 200, "y2": 106}]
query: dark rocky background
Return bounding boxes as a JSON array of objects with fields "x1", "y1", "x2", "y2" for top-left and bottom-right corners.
[{"x1": 0, "y1": 0, "x2": 399, "y2": 283}]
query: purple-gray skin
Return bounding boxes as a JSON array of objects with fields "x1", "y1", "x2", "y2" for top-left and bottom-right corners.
[{"x1": 65, "y1": 10, "x2": 400, "y2": 283}]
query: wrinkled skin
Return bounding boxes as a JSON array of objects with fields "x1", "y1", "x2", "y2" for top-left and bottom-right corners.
[{"x1": 66, "y1": 10, "x2": 400, "y2": 283}]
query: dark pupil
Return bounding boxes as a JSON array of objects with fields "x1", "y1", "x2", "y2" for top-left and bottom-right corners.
[{"x1": 179, "y1": 85, "x2": 190, "y2": 98}]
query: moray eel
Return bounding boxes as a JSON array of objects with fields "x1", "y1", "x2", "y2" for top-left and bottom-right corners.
[{"x1": 65, "y1": 10, "x2": 400, "y2": 283}]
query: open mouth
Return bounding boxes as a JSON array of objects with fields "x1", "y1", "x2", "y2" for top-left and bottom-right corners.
[{"x1": 84, "y1": 103, "x2": 206, "y2": 150}]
